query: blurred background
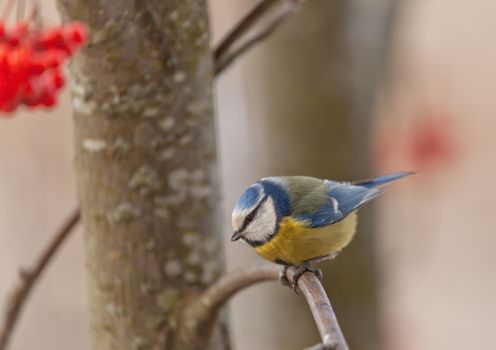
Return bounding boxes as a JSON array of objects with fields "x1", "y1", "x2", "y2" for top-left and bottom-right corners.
[{"x1": 1, "y1": 0, "x2": 495, "y2": 349}]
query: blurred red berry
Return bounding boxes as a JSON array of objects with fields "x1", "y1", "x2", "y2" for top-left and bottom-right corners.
[
  {"x1": 6, "y1": 21, "x2": 30, "y2": 47},
  {"x1": 408, "y1": 117, "x2": 457, "y2": 171},
  {"x1": 0, "y1": 19, "x2": 88, "y2": 113},
  {"x1": 0, "y1": 23, "x2": 5, "y2": 40},
  {"x1": 64, "y1": 22, "x2": 88, "y2": 46},
  {"x1": 371, "y1": 109, "x2": 458, "y2": 178},
  {"x1": 39, "y1": 88, "x2": 57, "y2": 106},
  {"x1": 47, "y1": 69, "x2": 65, "y2": 89},
  {"x1": 8, "y1": 47, "x2": 32, "y2": 80},
  {"x1": 39, "y1": 51, "x2": 65, "y2": 68},
  {"x1": 38, "y1": 28, "x2": 68, "y2": 51}
]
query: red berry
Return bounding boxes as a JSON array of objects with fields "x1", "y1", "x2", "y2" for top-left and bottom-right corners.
[
  {"x1": 0, "y1": 20, "x2": 90, "y2": 112},
  {"x1": 0, "y1": 22, "x2": 5, "y2": 40},
  {"x1": 39, "y1": 28, "x2": 68, "y2": 51},
  {"x1": 6, "y1": 21, "x2": 29, "y2": 47},
  {"x1": 40, "y1": 90, "x2": 56, "y2": 106},
  {"x1": 47, "y1": 69, "x2": 65, "y2": 89},
  {"x1": 0, "y1": 100, "x2": 18, "y2": 112},
  {"x1": 7, "y1": 47, "x2": 32, "y2": 82},
  {"x1": 28, "y1": 57, "x2": 46, "y2": 75},
  {"x1": 37, "y1": 51, "x2": 65, "y2": 69},
  {"x1": 64, "y1": 22, "x2": 88, "y2": 46}
]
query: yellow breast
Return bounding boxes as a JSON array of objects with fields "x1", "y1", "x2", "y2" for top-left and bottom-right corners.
[{"x1": 254, "y1": 213, "x2": 357, "y2": 266}]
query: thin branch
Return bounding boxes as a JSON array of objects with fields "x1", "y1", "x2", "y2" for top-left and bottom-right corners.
[
  {"x1": 193, "y1": 264, "x2": 279, "y2": 313},
  {"x1": 0, "y1": 208, "x2": 80, "y2": 350},
  {"x1": 215, "y1": 0, "x2": 306, "y2": 75},
  {"x1": 213, "y1": 0, "x2": 280, "y2": 62},
  {"x1": 175, "y1": 264, "x2": 279, "y2": 350},
  {"x1": 289, "y1": 268, "x2": 349, "y2": 350},
  {"x1": 177, "y1": 264, "x2": 349, "y2": 350}
]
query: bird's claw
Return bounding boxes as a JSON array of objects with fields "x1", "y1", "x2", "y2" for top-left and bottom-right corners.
[
  {"x1": 279, "y1": 265, "x2": 323, "y2": 294},
  {"x1": 291, "y1": 265, "x2": 323, "y2": 293},
  {"x1": 278, "y1": 265, "x2": 291, "y2": 287},
  {"x1": 312, "y1": 267, "x2": 323, "y2": 282}
]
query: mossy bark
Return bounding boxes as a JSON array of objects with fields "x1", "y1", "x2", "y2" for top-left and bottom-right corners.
[{"x1": 55, "y1": 1, "x2": 227, "y2": 349}]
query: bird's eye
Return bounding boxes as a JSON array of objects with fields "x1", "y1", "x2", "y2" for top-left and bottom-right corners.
[{"x1": 245, "y1": 211, "x2": 256, "y2": 224}]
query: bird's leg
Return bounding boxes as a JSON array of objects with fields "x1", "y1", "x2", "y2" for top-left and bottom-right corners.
[{"x1": 279, "y1": 255, "x2": 330, "y2": 292}]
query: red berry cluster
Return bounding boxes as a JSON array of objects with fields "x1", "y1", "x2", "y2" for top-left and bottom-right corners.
[{"x1": 0, "y1": 20, "x2": 88, "y2": 113}]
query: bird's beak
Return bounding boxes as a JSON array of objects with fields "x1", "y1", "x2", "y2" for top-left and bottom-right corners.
[{"x1": 231, "y1": 231, "x2": 243, "y2": 242}]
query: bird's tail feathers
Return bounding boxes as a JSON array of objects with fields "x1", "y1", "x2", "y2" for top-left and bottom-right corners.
[{"x1": 354, "y1": 171, "x2": 415, "y2": 189}]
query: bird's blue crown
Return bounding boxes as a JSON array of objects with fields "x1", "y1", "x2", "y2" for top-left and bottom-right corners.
[
  {"x1": 234, "y1": 179, "x2": 291, "y2": 221},
  {"x1": 234, "y1": 183, "x2": 264, "y2": 211}
]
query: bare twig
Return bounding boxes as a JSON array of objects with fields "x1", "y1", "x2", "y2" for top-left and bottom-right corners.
[
  {"x1": 213, "y1": 0, "x2": 280, "y2": 62},
  {"x1": 0, "y1": 208, "x2": 80, "y2": 350},
  {"x1": 215, "y1": 0, "x2": 306, "y2": 75},
  {"x1": 288, "y1": 269, "x2": 349, "y2": 350},
  {"x1": 175, "y1": 264, "x2": 279, "y2": 350},
  {"x1": 176, "y1": 264, "x2": 349, "y2": 350},
  {"x1": 190, "y1": 264, "x2": 279, "y2": 314}
]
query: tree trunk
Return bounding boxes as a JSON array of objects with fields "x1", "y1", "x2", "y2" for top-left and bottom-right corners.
[
  {"x1": 221, "y1": 0, "x2": 395, "y2": 349},
  {"x1": 55, "y1": 1, "x2": 227, "y2": 349}
]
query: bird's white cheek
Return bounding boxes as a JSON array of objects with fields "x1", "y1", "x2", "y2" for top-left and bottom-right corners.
[
  {"x1": 243, "y1": 197, "x2": 277, "y2": 242},
  {"x1": 232, "y1": 207, "x2": 252, "y2": 231}
]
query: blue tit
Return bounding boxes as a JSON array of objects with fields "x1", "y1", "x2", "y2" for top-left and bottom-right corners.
[{"x1": 231, "y1": 172, "x2": 412, "y2": 274}]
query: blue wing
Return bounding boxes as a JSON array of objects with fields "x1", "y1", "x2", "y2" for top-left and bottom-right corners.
[
  {"x1": 327, "y1": 183, "x2": 383, "y2": 218},
  {"x1": 296, "y1": 181, "x2": 383, "y2": 228},
  {"x1": 353, "y1": 171, "x2": 414, "y2": 188},
  {"x1": 282, "y1": 172, "x2": 412, "y2": 228}
]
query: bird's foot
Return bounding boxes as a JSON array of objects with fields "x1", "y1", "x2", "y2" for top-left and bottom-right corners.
[
  {"x1": 281, "y1": 265, "x2": 323, "y2": 293},
  {"x1": 278, "y1": 265, "x2": 291, "y2": 287}
]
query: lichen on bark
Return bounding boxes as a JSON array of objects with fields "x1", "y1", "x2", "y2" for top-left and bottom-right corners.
[{"x1": 55, "y1": 1, "x2": 226, "y2": 349}]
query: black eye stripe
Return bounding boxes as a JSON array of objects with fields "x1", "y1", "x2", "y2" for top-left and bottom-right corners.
[
  {"x1": 245, "y1": 211, "x2": 256, "y2": 222},
  {"x1": 238, "y1": 195, "x2": 268, "y2": 234}
]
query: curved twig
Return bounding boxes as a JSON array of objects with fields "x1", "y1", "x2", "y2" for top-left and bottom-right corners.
[
  {"x1": 213, "y1": 0, "x2": 280, "y2": 62},
  {"x1": 176, "y1": 264, "x2": 349, "y2": 350},
  {"x1": 289, "y1": 269, "x2": 349, "y2": 350},
  {"x1": 215, "y1": 0, "x2": 306, "y2": 75},
  {"x1": 191, "y1": 264, "x2": 279, "y2": 314},
  {"x1": 0, "y1": 208, "x2": 80, "y2": 350}
]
